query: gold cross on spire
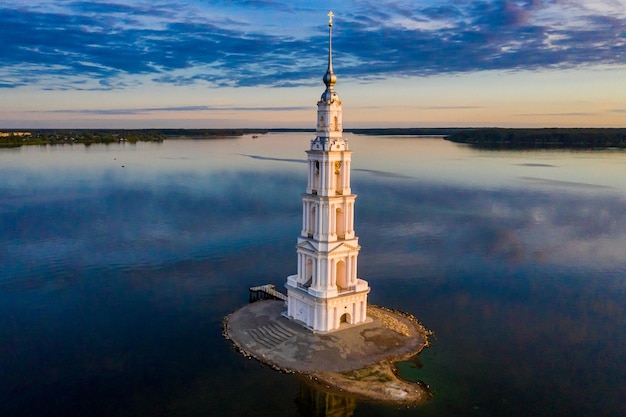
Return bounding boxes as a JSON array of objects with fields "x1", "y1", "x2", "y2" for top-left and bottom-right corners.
[{"x1": 328, "y1": 10, "x2": 334, "y2": 26}]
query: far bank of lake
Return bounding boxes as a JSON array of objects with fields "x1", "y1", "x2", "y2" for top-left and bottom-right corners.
[{"x1": 3, "y1": 127, "x2": 625, "y2": 149}]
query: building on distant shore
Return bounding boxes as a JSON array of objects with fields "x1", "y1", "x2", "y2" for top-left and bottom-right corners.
[
  {"x1": 284, "y1": 12, "x2": 371, "y2": 333},
  {"x1": 0, "y1": 131, "x2": 31, "y2": 137}
]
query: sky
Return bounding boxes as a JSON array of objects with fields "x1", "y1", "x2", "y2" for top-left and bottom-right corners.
[{"x1": 1, "y1": 0, "x2": 625, "y2": 129}]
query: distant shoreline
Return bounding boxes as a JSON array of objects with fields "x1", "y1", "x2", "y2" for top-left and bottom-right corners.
[
  {"x1": 2, "y1": 127, "x2": 625, "y2": 149},
  {"x1": 0, "y1": 129, "x2": 268, "y2": 147},
  {"x1": 444, "y1": 128, "x2": 626, "y2": 149}
]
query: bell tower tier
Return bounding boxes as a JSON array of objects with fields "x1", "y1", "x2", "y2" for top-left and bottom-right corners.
[{"x1": 285, "y1": 12, "x2": 370, "y2": 333}]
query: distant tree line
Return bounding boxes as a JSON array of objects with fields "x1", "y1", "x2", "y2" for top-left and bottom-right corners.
[
  {"x1": 0, "y1": 129, "x2": 168, "y2": 147},
  {"x1": 160, "y1": 128, "x2": 269, "y2": 137},
  {"x1": 5, "y1": 127, "x2": 624, "y2": 150},
  {"x1": 445, "y1": 128, "x2": 626, "y2": 149},
  {"x1": 346, "y1": 128, "x2": 466, "y2": 136},
  {"x1": 265, "y1": 128, "x2": 467, "y2": 135},
  {"x1": 0, "y1": 129, "x2": 273, "y2": 147}
]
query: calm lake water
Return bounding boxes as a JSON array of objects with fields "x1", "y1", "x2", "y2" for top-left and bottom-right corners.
[{"x1": 1, "y1": 133, "x2": 625, "y2": 417}]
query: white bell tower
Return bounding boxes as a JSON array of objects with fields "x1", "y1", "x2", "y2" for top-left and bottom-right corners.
[{"x1": 285, "y1": 12, "x2": 371, "y2": 333}]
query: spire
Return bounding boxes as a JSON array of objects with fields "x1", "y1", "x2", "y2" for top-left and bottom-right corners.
[{"x1": 321, "y1": 11, "x2": 337, "y2": 103}]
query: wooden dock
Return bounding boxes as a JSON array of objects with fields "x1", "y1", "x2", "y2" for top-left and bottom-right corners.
[{"x1": 249, "y1": 284, "x2": 287, "y2": 303}]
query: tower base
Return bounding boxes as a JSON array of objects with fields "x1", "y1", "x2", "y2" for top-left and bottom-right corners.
[{"x1": 285, "y1": 281, "x2": 370, "y2": 333}]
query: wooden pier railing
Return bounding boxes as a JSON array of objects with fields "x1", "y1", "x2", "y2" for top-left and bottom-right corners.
[{"x1": 249, "y1": 284, "x2": 287, "y2": 303}]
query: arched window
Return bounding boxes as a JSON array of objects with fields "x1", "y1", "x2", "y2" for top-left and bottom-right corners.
[
  {"x1": 336, "y1": 260, "x2": 348, "y2": 290},
  {"x1": 336, "y1": 207, "x2": 345, "y2": 238},
  {"x1": 309, "y1": 205, "x2": 316, "y2": 236},
  {"x1": 305, "y1": 258, "x2": 313, "y2": 287},
  {"x1": 313, "y1": 161, "x2": 320, "y2": 192},
  {"x1": 334, "y1": 161, "x2": 341, "y2": 195}
]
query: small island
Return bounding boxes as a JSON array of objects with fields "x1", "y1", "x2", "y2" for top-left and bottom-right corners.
[{"x1": 223, "y1": 300, "x2": 432, "y2": 406}]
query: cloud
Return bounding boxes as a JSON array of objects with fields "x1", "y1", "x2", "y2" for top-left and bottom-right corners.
[
  {"x1": 0, "y1": 3, "x2": 321, "y2": 89},
  {"x1": 420, "y1": 106, "x2": 483, "y2": 110},
  {"x1": 44, "y1": 105, "x2": 311, "y2": 115},
  {"x1": 515, "y1": 112, "x2": 597, "y2": 117},
  {"x1": 338, "y1": 0, "x2": 626, "y2": 78},
  {"x1": 1, "y1": 1, "x2": 625, "y2": 90}
]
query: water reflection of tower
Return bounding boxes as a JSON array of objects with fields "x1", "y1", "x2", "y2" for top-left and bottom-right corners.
[{"x1": 296, "y1": 380, "x2": 357, "y2": 417}]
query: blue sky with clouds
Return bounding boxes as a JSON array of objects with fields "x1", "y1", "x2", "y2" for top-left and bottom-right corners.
[{"x1": 1, "y1": 0, "x2": 625, "y2": 128}]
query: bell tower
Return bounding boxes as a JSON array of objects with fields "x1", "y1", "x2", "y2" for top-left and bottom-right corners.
[{"x1": 285, "y1": 12, "x2": 371, "y2": 333}]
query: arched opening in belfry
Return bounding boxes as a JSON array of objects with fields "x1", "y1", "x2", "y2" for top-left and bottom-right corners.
[
  {"x1": 336, "y1": 260, "x2": 348, "y2": 290},
  {"x1": 335, "y1": 207, "x2": 345, "y2": 239},
  {"x1": 304, "y1": 258, "x2": 313, "y2": 287},
  {"x1": 309, "y1": 205, "x2": 316, "y2": 237},
  {"x1": 314, "y1": 161, "x2": 320, "y2": 192},
  {"x1": 333, "y1": 116, "x2": 338, "y2": 131},
  {"x1": 334, "y1": 161, "x2": 341, "y2": 194}
]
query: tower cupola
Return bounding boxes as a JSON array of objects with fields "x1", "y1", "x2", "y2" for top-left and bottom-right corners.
[
  {"x1": 321, "y1": 11, "x2": 338, "y2": 104},
  {"x1": 313, "y1": 11, "x2": 344, "y2": 148}
]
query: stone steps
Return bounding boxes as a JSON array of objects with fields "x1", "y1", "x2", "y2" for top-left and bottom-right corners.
[{"x1": 248, "y1": 321, "x2": 297, "y2": 349}]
